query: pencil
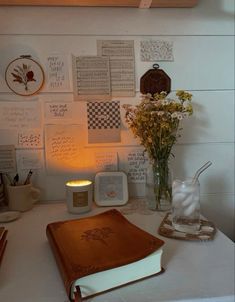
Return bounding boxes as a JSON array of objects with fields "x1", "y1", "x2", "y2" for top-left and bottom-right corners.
[{"x1": 24, "y1": 170, "x2": 33, "y2": 185}]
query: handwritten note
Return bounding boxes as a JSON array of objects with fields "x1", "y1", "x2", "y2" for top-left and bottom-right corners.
[
  {"x1": 17, "y1": 149, "x2": 43, "y2": 170},
  {"x1": 45, "y1": 124, "x2": 81, "y2": 174},
  {"x1": 0, "y1": 101, "x2": 41, "y2": 129},
  {"x1": 46, "y1": 54, "x2": 70, "y2": 91},
  {"x1": 140, "y1": 40, "x2": 174, "y2": 61},
  {"x1": 0, "y1": 145, "x2": 17, "y2": 173},
  {"x1": 127, "y1": 150, "x2": 149, "y2": 183},
  {"x1": 95, "y1": 152, "x2": 117, "y2": 171},
  {"x1": 44, "y1": 102, "x2": 73, "y2": 121},
  {"x1": 0, "y1": 129, "x2": 18, "y2": 146},
  {"x1": 18, "y1": 129, "x2": 43, "y2": 149}
]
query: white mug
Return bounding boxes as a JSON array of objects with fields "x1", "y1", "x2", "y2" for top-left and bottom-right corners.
[{"x1": 7, "y1": 183, "x2": 41, "y2": 212}]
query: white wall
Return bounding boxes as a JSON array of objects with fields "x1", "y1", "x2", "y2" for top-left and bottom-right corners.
[{"x1": 0, "y1": 0, "x2": 234, "y2": 240}]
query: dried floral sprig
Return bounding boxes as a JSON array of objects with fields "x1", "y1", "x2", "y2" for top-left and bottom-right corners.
[
  {"x1": 11, "y1": 64, "x2": 36, "y2": 91},
  {"x1": 123, "y1": 90, "x2": 193, "y2": 162}
]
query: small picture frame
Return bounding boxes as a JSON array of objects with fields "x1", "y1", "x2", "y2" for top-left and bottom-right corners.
[
  {"x1": 5, "y1": 55, "x2": 44, "y2": 96},
  {"x1": 94, "y1": 171, "x2": 128, "y2": 206}
]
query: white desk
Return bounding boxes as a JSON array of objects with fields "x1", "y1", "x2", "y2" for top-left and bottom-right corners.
[{"x1": 0, "y1": 202, "x2": 234, "y2": 302}]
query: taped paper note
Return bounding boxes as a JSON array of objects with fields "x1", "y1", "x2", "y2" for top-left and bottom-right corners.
[
  {"x1": 44, "y1": 102, "x2": 73, "y2": 121},
  {"x1": 18, "y1": 129, "x2": 43, "y2": 149},
  {"x1": 45, "y1": 124, "x2": 81, "y2": 174},
  {"x1": 0, "y1": 129, "x2": 18, "y2": 146},
  {"x1": 0, "y1": 101, "x2": 41, "y2": 129},
  {"x1": 17, "y1": 149, "x2": 43, "y2": 170},
  {"x1": 95, "y1": 152, "x2": 118, "y2": 171},
  {"x1": 72, "y1": 55, "x2": 111, "y2": 100},
  {"x1": 140, "y1": 40, "x2": 174, "y2": 61},
  {"x1": 87, "y1": 101, "x2": 121, "y2": 144},
  {"x1": 0, "y1": 145, "x2": 17, "y2": 173},
  {"x1": 97, "y1": 40, "x2": 135, "y2": 96},
  {"x1": 46, "y1": 54, "x2": 70, "y2": 91},
  {"x1": 126, "y1": 150, "x2": 149, "y2": 183}
]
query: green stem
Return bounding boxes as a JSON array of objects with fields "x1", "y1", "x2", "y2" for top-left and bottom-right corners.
[{"x1": 152, "y1": 159, "x2": 172, "y2": 210}]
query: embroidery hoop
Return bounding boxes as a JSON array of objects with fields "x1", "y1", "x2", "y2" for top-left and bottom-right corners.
[{"x1": 5, "y1": 55, "x2": 44, "y2": 96}]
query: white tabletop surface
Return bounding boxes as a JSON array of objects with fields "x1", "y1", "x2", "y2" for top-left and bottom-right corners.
[{"x1": 0, "y1": 202, "x2": 234, "y2": 302}]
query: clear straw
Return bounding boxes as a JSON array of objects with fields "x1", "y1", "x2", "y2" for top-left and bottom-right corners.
[{"x1": 192, "y1": 161, "x2": 212, "y2": 184}]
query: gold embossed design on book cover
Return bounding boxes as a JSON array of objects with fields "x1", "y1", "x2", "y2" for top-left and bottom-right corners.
[{"x1": 46, "y1": 209, "x2": 164, "y2": 299}]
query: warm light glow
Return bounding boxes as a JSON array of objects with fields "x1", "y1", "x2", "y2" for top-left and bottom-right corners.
[{"x1": 66, "y1": 180, "x2": 92, "y2": 187}]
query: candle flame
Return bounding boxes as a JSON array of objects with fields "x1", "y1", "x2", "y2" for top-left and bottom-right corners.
[{"x1": 66, "y1": 180, "x2": 92, "y2": 187}]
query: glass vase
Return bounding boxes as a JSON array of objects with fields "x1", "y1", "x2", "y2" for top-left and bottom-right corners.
[{"x1": 146, "y1": 159, "x2": 172, "y2": 211}]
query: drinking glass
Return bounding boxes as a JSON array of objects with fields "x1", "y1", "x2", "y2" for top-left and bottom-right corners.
[{"x1": 172, "y1": 178, "x2": 200, "y2": 234}]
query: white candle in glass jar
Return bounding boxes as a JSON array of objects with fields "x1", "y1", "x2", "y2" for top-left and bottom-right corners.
[{"x1": 66, "y1": 180, "x2": 93, "y2": 214}]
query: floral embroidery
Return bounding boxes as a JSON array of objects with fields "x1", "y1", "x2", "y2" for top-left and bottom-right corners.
[{"x1": 11, "y1": 64, "x2": 36, "y2": 91}]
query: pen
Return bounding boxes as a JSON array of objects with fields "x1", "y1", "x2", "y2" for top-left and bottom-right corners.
[
  {"x1": 24, "y1": 170, "x2": 33, "y2": 185},
  {"x1": 4, "y1": 173, "x2": 13, "y2": 185},
  {"x1": 12, "y1": 173, "x2": 19, "y2": 186}
]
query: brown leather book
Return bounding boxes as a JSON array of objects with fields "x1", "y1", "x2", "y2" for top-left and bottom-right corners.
[
  {"x1": 46, "y1": 209, "x2": 164, "y2": 301},
  {"x1": 0, "y1": 227, "x2": 6, "y2": 240},
  {"x1": 0, "y1": 227, "x2": 8, "y2": 266}
]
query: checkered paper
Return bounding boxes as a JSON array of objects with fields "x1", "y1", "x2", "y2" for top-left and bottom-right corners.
[{"x1": 87, "y1": 101, "x2": 121, "y2": 144}]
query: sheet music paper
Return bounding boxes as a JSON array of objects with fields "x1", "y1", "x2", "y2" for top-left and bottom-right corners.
[
  {"x1": 0, "y1": 145, "x2": 17, "y2": 173},
  {"x1": 97, "y1": 40, "x2": 135, "y2": 96},
  {"x1": 72, "y1": 55, "x2": 111, "y2": 100}
]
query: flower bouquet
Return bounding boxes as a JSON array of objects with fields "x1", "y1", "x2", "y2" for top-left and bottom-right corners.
[{"x1": 123, "y1": 90, "x2": 193, "y2": 211}]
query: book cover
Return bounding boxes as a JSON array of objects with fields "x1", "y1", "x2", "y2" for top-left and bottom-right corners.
[
  {"x1": 0, "y1": 227, "x2": 8, "y2": 266},
  {"x1": 46, "y1": 209, "x2": 164, "y2": 301},
  {"x1": 0, "y1": 227, "x2": 6, "y2": 240}
]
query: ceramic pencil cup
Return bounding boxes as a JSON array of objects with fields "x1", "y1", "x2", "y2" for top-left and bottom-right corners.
[{"x1": 7, "y1": 183, "x2": 41, "y2": 212}]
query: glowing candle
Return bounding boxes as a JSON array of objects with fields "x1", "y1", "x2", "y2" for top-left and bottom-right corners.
[{"x1": 66, "y1": 180, "x2": 93, "y2": 214}]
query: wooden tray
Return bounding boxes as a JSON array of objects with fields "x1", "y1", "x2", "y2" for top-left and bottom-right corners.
[{"x1": 158, "y1": 213, "x2": 216, "y2": 241}]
